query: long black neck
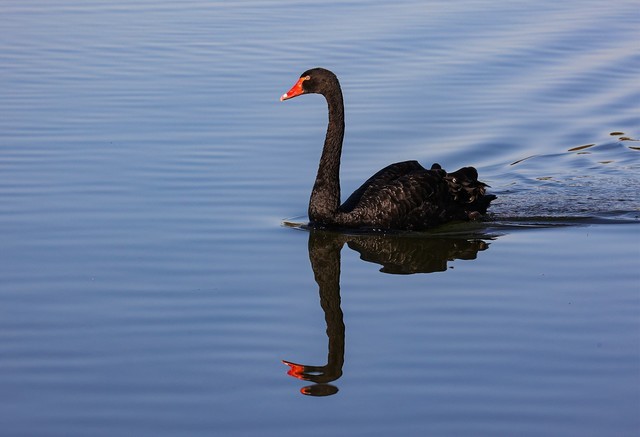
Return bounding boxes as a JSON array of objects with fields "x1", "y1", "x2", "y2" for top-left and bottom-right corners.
[{"x1": 308, "y1": 84, "x2": 344, "y2": 224}]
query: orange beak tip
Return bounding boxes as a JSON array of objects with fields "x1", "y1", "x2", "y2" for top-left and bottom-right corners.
[{"x1": 280, "y1": 76, "x2": 306, "y2": 102}]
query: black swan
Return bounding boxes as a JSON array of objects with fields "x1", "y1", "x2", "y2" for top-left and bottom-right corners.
[{"x1": 280, "y1": 68, "x2": 495, "y2": 231}]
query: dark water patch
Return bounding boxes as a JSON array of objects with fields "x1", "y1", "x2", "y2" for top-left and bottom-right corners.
[
  {"x1": 567, "y1": 143, "x2": 596, "y2": 152},
  {"x1": 610, "y1": 131, "x2": 640, "y2": 142}
]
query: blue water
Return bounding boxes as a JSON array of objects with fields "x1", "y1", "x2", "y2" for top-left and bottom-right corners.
[{"x1": 1, "y1": 1, "x2": 639, "y2": 436}]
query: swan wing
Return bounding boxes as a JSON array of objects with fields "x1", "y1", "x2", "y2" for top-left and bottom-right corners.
[
  {"x1": 339, "y1": 166, "x2": 451, "y2": 229},
  {"x1": 340, "y1": 160, "x2": 427, "y2": 213}
]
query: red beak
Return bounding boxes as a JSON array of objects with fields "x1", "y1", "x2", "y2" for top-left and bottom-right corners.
[{"x1": 280, "y1": 77, "x2": 307, "y2": 101}]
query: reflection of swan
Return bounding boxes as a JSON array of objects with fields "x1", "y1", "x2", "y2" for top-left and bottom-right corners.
[
  {"x1": 280, "y1": 68, "x2": 496, "y2": 231},
  {"x1": 283, "y1": 229, "x2": 492, "y2": 396},
  {"x1": 283, "y1": 232, "x2": 345, "y2": 397},
  {"x1": 347, "y1": 234, "x2": 489, "y2": 274}
]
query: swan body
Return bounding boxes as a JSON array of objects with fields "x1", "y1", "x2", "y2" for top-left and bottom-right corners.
[{"x1": 281, "y1": 68, "x2": 495, "y2": 231}]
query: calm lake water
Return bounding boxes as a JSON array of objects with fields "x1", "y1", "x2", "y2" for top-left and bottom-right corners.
[{"x1": 1, "y1": 1, "x2": 639, "y2": 436}]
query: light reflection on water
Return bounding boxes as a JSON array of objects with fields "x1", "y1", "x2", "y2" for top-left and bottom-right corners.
[{"x1": 0, "y1": 0, "x2": 638, "y2": 436}]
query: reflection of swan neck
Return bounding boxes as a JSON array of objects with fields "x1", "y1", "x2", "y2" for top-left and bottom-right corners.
[
  {"x1": 314, "y1": 239, "x2": 345, "y2": 372},
  {"x1": 308, "y1": 232, "x2": 345, "y2": 379},
  {"x1": 282, "y1": 232, "x2": 346, "y2": 396}
]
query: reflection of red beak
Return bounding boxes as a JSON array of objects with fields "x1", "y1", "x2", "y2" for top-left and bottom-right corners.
[
  {"x1": 280, "y1": 77, "x2": 306, "y2": 101},
  {"x1": 282, "y1": 360, "x2": 306, "y2": 379}
]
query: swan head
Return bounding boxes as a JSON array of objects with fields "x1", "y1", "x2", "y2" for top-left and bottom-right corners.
[{"x1": 280, "y1": 68, "x2": 339, "y2": 101}]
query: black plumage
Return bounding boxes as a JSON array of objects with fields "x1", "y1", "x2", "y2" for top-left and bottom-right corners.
[{"x1": 281, "y1": 68, "x2": 496, "y2": 231}]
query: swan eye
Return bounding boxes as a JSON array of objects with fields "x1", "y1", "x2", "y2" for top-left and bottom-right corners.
[{"x1": 303, "y1": 75, "x2": 311, "y2": 81}]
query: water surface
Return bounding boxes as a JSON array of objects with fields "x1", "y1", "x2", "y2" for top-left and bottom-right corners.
[{"x1": 1, "y1": 1, "x2": 638, "y2": 436}]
